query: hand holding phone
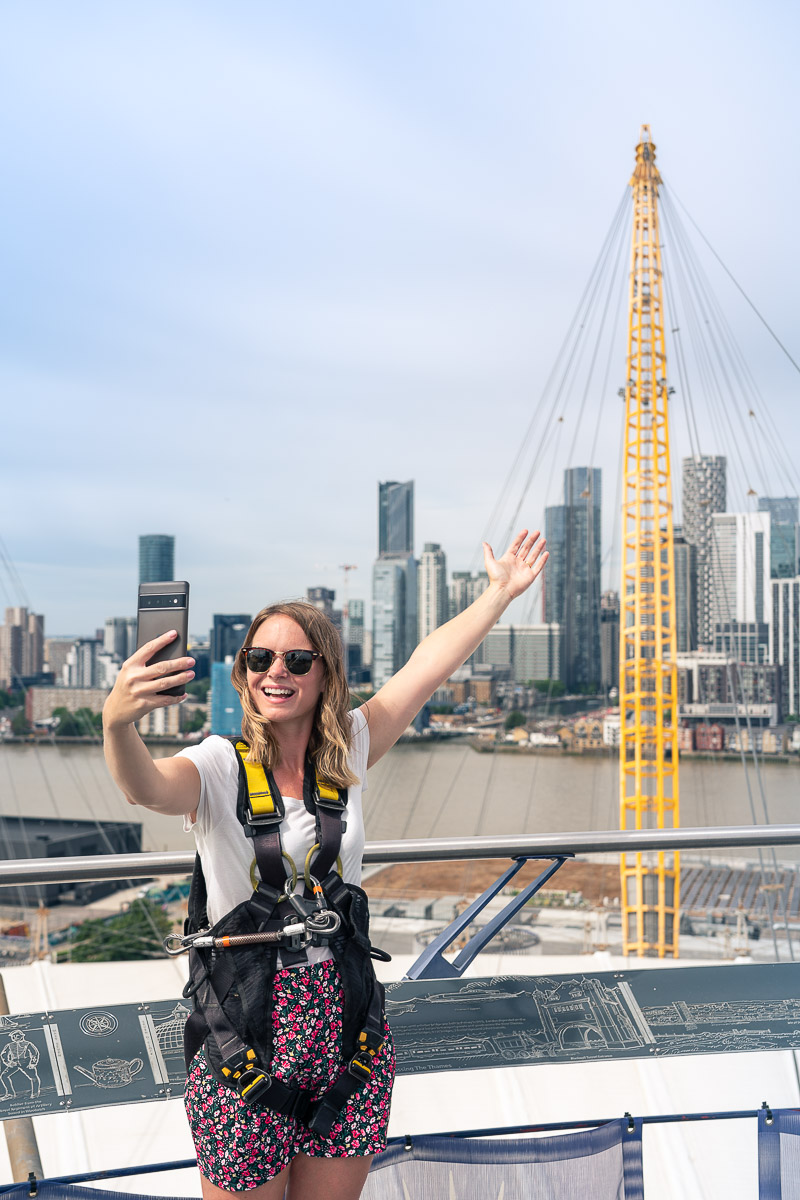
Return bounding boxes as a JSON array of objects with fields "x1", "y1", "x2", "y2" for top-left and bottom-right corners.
[{"x1": 136, "y1": 582, "x2": 190, "y2": 698}]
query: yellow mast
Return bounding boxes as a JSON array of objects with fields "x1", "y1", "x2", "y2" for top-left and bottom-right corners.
[{"x1": 619, "y1": 126, "x2": 680, "y2": 957}]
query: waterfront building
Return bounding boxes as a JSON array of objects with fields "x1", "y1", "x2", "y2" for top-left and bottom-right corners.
[
  {"x1": 63, "y1": 638, "x2": 101, "y2": 688},
  {"x1": 418, "y1": 543, "x2": 448, "y2": 640},
  {"x1": 772, "y1": 576, "x2": 800, "y2": 718},
  {"x1": 681, "y1": 455, "x2": 726, "y2": 648},
  {"x1": 138, "y1": 534, "x2": 175, "y2": 584},
  {"x1": 210, "y1": 660, "x2": 242, "y2": 736},
  {"x1": 600, "y1": 590, "x2": 620, "y2": 691},
  {"x1": 673, "y1": 526, "x2": 697, "y2": 653},
  {"x1": 449, "y1": 570, "x2": 488, "y2": 619},
  {"x1": 482, "y1": 624, "x2": 561, "y2": 683},
  {"x1": 104, "y1": 616, "x2": 137, "y2": 660},
  {"x1": 347, "y1": 598, "x2": 367, "y2": 680},
  {"x1": 210, "y1": 614, "x2": 251, "y2": 663},
  {"x1": 378, "y1": 481, "x2": 414, "y2": 555},
  {"x1": 758, "y1": 496, "x2": 800, "y2": 579},
  {"x1": 676, "y1": 652, "x2": 779, "y2": 725},
  {"x1": 43, "y1": 636, "x2": 75, "y2": 679},
  {"x1": 372, "y1": 555, "x2": 417, "y2": 688},
  {"x1": 26, "y1": 685, "x2": 110, "y2": 724},
  {"x1": 544, "y1": 466, "x2": 601, "y2": 690},
  {"x1": 138, "y1": 703, "x2": 182, "y2": 737},
  {"x1": 709, "y1": 512, "x2": 771, "y2": 661},
  {"x1": 0, "y1": 607, "x2": 45, "y2": 689}
]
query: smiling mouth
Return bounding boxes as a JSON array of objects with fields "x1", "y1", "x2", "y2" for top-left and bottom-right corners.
[{"x1": 262, "y1": 687, "x2": 294, "y2": 698}]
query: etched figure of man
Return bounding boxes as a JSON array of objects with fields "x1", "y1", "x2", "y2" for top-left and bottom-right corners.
[{"x1": 0, "y1": 1030, "x2": 41, "y2": 1099}]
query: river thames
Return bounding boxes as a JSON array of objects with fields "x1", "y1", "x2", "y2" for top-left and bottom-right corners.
[{"x1": 1, "y1": 739, "x2": 798, "y2": 862}]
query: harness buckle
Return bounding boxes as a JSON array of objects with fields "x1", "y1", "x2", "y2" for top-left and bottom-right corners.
[
  {"x1": 242, "y1": 803, "x2": 284, "y2": 837},
  {"x1": 236, "y1": 1067, "x2": 273, "y2": 1105}
]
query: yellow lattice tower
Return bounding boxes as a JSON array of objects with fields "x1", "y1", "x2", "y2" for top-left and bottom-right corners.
[{"x1": 619, "y1": 126, "x2": 680, "y2": 957}]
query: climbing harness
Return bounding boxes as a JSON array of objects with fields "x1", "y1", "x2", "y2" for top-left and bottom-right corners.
[{"x1": 170, "y1": 740, "x2": 389, "y2": 1135}]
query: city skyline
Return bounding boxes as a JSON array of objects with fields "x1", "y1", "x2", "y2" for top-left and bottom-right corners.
[{"x1": 1, "y1": 5, "x2": 798, "y2": 637}]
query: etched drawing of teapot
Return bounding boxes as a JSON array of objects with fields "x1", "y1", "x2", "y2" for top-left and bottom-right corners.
[{"x1": 74, "y1": 1057, "x2": 143, "y2": 1088}]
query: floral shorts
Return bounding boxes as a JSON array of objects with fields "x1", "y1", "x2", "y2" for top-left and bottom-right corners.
[{"x1": 184, "y1": 959, "x2": 395, "y2": 1191}]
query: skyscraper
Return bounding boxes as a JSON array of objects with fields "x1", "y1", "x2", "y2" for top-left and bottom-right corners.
[
  {"x1": 418, "y1": 543, "x2": 448, "y2": 640},
  {"x1": 378, "y1": 481, "x2": 414, "y2": 555},
  {"x1": 758, "y1": 496, "x2": 800, "y2": 579},
  {"x1": 772, "y1": 577, "x2": 800, "y2": 719},
  {"x1": 709, "y1": 511, "x2": 771, "y2": 663},
  {"x1": 672, "y1": 526, "x2": 697, "y2": 653},
  {"x1": 139, "y1": 535, "x2": 175, "y2": 584},
  {"x1": 372, "y1": 555, "x2": 417, "y2": 688},
  {"x1": 544, "y1": 466, "x2": 601, "y2": 690},
  {"x1": 681, "y1": 455, "x2": 726, "y2": 648},
  {"x1": 210, "y1": 614, "x2": 251, "y2": 664},
  {"x1": 372, "y1": 481, "x2": 417, "y2": 686}
]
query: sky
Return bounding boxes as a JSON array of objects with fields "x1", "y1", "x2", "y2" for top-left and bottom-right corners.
[{"x1": 1, "y1": 0, "x2": 798, "y2": 637}]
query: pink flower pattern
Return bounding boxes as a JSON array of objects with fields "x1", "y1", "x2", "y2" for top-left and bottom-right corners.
[{"x1": 184, "y1": 960, "x2": 395, "y2": 1190}]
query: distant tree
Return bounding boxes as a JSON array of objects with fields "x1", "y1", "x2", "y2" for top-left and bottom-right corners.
[
  {"x1": 185, "y1": 679, "x2": 210, "y2": 700},
  {"x1": 182, "y1": 708, "x2": 207, "y2": 733},
  {"x1": 70, "y1": 899, "x2": 173, "y2": 962},
  {"x1": 533, "y1": 679, "x2": 566, "y2": 698},
  {"x1": 52, "y1": 706, "x2": 102, "y2": 736},
  {"x1": 504, "y1": 710, "x2": 526, "y2": 731},
  {"x1": 11, "y1": 711, "x2": 30, "y2": 735}
]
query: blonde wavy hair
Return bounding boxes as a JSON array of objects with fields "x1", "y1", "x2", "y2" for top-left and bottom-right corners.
[{"x1": 229, "y1": 601, "x2": 358, "y2": 789}]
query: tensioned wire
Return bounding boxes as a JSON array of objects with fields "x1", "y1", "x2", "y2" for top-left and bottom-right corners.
[{"x1": 659, "y1": 181, "x2": 797, "y2": 963}]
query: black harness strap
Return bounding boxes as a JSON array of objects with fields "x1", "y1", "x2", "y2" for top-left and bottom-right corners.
[{"x1": 182, "y1": 737, "x2": 387, "y2": 1133}]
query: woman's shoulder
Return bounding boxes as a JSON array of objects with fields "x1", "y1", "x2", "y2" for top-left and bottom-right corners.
[{"x1": 176, "y1": 735, "x2": 237, "y2": 770}]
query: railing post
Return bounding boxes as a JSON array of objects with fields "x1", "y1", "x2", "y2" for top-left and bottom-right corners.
[{"x1": 0, "y1": 975, "x2": 44, "y2": 1184}]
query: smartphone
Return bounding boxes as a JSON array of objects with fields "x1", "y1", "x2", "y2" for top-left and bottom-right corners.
[{"x1": 136, "y1": 581, "x2": 190, "y2": 698}]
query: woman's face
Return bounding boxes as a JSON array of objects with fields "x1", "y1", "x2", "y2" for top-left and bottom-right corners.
[{"x1": 246, "y1": 615, "x2": 326, "y2": 727}]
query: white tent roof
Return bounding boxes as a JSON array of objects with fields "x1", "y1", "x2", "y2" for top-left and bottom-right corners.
[{"x1": 0, "y1": 952, "x2": 795, "y2": 1198}]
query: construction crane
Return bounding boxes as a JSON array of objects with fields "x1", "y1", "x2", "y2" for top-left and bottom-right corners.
[{"x1": 619, "y1": 126, "x2": 680, "y2": 957}]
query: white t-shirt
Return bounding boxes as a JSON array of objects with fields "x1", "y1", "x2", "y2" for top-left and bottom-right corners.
[{"x1": 177, "y1": 709, "x2": 369, "y2": 965}]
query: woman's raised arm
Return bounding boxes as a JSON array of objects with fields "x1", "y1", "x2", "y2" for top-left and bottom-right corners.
[{"x1": 362, "y1": 529, "x2": 547, "y2": 767}]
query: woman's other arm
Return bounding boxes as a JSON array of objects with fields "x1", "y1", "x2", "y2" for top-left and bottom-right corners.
[
  {"x1": 102, "y1": 630, "x2": 201, "y2": 816},
  {"x1": 363, "y1": 529, "x2": 547, "y2": 767}
]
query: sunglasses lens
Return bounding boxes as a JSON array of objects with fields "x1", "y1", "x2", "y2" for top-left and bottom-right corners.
[
  {"x1": 284, "y1": 651, "x2": 314, "y2": 675},
  {"x1": 245, "y1": 649, "x2": 273, "y2": 672}
]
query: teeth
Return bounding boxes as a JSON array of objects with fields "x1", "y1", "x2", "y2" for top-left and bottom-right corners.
[{"x1": 264, "y1": 688, "x2": 292, "y2": 696}]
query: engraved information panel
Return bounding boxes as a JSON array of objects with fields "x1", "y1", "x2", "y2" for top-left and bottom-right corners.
[{"x1": 2, "y1": 962, "x2": 800, "y2": 1116}]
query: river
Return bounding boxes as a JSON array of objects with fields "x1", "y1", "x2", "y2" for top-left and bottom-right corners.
[{"x1": 0, "y1": 739, "x2": 798, "y2": 863}]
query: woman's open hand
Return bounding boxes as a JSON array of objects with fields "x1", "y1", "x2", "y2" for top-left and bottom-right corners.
[
  {"x1": 483, "y1": 529, "x2": 548, "y2": 601},
  {"x1": 102, "y1": 631, "x2": 195, "y2": 731}
]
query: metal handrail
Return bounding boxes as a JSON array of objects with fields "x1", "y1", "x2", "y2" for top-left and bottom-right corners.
[{"x1": 1, "y1": 824, "x2": 799, "y2": 886}]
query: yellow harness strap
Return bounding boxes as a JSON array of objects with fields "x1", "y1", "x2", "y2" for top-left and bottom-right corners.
[{"x1": 235, "y1": 742, "x2": 277, "y2": 816}]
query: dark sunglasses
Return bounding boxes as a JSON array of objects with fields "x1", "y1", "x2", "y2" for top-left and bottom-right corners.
[{"x1": 241, "y1": 647, "x2": 321, "y2": 676}]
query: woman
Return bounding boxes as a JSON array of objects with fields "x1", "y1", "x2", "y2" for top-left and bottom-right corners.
[{"x1": 103, "y1": 529, "x2": 547, "y2": 1199}]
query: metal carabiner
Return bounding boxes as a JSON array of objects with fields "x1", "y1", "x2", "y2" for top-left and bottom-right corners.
[
  {"x1": 283, "y1": 876, "x2": 311, "y2": 920},
  {"x1": 164, "y1": 932, "x2": 196, "y2": 957}
]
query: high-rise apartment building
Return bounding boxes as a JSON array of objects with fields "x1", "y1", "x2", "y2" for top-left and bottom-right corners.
[
  {"x1": 709, "y1": 512, "x2": 771, "y2": 663},
  {"x1": 449, "y1": 571, "x2": 488, "y2": 619},
  {"x1": 682, "y1": 455, "x2": 726, "y2": 647},
  {"x1": 378, "y1": 482, "x2": 414, "y2": 555},
  {"x1": 210, "y1": 614, "x2": 252, "y2": 664},
  {"x1": 673, "y1": 526, "x2": 698, "y2": 653},
  {"x1": 104, "y1": 617, "x2": 137, "y2": 661},
  {"x1": 418, "y1": 543, "x2": 448, "y2": 640},
  {"x1": 482, "y1": 624, "x2": 561, "y2": 683},
  {"x1": 772, "y1": 577, "x2": 800, "y2": 718},
  {"x1": 758, "y1": 496, "x2": 800, "y2": 579},
  {"x1": 139, "y1": 534, "x2": 175, "y2": 584},
  {"x1": 0, "y1": 607, "x2": 45, "y2": 688},
  {"x1": 544, "y1": 466, "x2": 601, "y2": 690},
  {"x1": 600, "y1": 590, "x2": 620, "y2": 691},
  {"x1": 372, "y1": 555, "x2": 417, "y2": 688},
  {"x1": 372, "y1": 481, "x2": 417, "y2": 686}
]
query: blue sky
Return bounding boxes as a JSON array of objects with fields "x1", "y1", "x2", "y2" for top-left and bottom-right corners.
[{"x1": 1, "y1": 1, "x2": 798, "y2": 636}]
